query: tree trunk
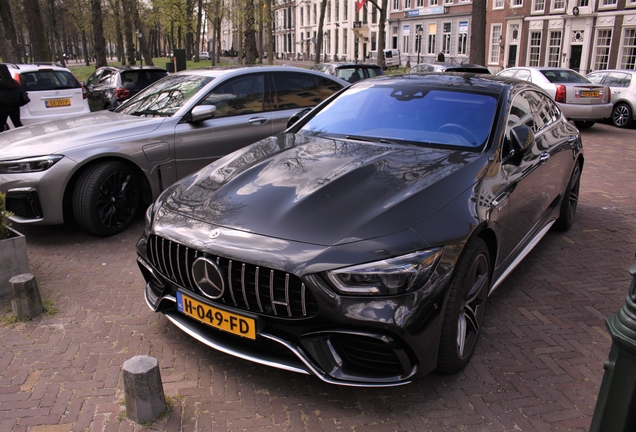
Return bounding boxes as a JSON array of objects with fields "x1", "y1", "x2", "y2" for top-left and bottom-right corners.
[
  {"x1": 315, "y1": 0, "x2": 327, "y2": 65},
  {"x1": 132, "y1": 1, "x2": 153, "y2": 66},
  {"x1": 469, "y1": 0, "x2": 486, "y2": 65},
  {"x1": 0, "y1": 1, "x2": 22, "y2": 63},
  {"x1": 243, "y1": 0, "x2": 257, "y2": 64},
  {"x1": 91, "y1": 0, "x2": 108, "y2": 67},
  {"x1": 377, "y1": 0, "x2": 387, "y2": 68},
  {"x1": 121, "y1": 0, "x2": 136, "y2": 65},
  {"x1": 23, "y1": 0, "x2": 50, "y2": 61},
  {"x1": 266, "y1": 0, "x2": 273, "y2": 65},
  {"x1": 82, "y1": 29, "x2": 90, "y2": 65},
  {"x1": 48, "y1": 0, "x2": 65, "y2": 66},
  {"x1": 193, "y1": 0, "x2": 202, "y2": 61}
]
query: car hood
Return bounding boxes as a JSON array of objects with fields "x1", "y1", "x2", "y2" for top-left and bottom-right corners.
[
  {"x1": 0, "y1": 111, "x2": 164, "y2": 159},
  {"x1": 162, "y1": 134, "x2": 486, "y2": 246}
]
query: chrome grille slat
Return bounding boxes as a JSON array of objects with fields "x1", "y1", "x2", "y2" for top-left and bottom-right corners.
[
  {"x1": 241, "y1": 263, "x2": 250, "y2": 310},
  {"x1": 147, "y1": 235, "x2": 317, "y2": 319}
]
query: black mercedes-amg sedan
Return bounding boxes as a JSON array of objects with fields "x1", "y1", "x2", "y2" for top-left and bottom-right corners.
[{"x1": 136, "y1": 73, "x2": 583, "y2": 387}]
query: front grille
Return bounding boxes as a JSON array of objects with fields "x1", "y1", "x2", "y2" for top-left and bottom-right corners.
[
  {"x1": 331, "y1": 334, "x2": 404, "y2": 376},
  {"x1": 147, "y1": 235, "x2": 318, "y2": 318}
]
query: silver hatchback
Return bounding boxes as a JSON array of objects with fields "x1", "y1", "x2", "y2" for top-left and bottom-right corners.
[
  {"x1": 497, "y1": 66, "x2": 612, "y2": 128},
  {"x1": 586, "y1": 69, "x2": 636, "y2": 128},
  {"x1": 0, "y1": 67, "x2": 347, "y2": 236}
]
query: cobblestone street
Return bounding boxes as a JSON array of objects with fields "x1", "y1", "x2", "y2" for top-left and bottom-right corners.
[{"x1": 1, "y1": 121, "x2": 635, "y2": 431}]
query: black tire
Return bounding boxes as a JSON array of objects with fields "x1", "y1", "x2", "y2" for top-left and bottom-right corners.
[
  {"x1": 611, "y1": 103, "x2": 633, "y2": 128},
  {"x1": 554, "y1": 163, "x2": 581, "y2": 232},
  {"x1": 574, "y1": 121, "x2": 595, "y2": 129},
  {"x1": 73, "y1": 161, "x2": 140, "y2": 236},
  {"x1": 437, "y1": 238, "x2": 490, "y2": 374}
]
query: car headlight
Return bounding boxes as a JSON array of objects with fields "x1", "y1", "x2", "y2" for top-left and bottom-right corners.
[
  {"x1": 326, "y1": 248, "x2": 444, "y2": 296},
  {"x1": 0, "y1": 155, "x2": 64, "y2": 174}
]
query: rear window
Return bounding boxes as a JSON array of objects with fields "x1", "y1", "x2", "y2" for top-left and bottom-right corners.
[
  {"x1": 120, "y1": 70, "x2": 169, "y2": 88},
  {"x1": 540, "y1": 69, "x2": 589, "y2": 84},
  {"x1": 20, "y1": 70, "x2": 81, "y2": 91},
  {"x1": 337, "y1": 67, "x2": 383, "y2": 82}
]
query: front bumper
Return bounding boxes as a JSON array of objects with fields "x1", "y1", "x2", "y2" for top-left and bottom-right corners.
[{"x1": 136, "y1": 229, "x2": 457, "y2": 387}]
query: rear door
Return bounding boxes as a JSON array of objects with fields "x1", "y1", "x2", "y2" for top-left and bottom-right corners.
[{"x1": 173, "y1": 72, "x2": 273, "y2": 179}]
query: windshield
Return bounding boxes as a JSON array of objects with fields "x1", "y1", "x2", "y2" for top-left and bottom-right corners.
[
  {"x1": 540, "y1": 69, "x2": 590, "y2": 84},
  {"x1": 116, "y1": 74, "x2": 214, "y2": 117},
  {"x1": 299, "y1": 84, "x2": 498, "y2": 149}
]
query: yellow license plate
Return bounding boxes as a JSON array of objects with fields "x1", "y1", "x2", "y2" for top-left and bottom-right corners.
[
  {"x1": 581, "y1": 91, "x2": 599, "y2": 97},
  {"x1": 176, "y1": 291, "x2": 256, "y2": 339},
  {"x1": 45, "y1": 99, "x2": 71, "y2": 108}
]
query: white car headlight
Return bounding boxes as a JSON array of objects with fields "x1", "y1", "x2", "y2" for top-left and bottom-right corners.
[
  {"x1": 326, "y1": 248, "x2": 444, "y2": 296},
  {"x1": 0, "y1": 155, "x2": 64, "y2": 174}
]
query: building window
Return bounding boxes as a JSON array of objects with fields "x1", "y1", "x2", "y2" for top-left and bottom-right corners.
[
  {"x1": 430, "y1": 0, "x2": 439, "y2": 5},
  {"x1": 600, "y1": 0, "x2": 617, "y2": 6},
  {"x1": 343, "y1": 29, "x2": 348, "y2": 54},
  {"x1": 458, "y1": 21, "x2": 468, "y2": 56},
  {"x1": 552, "y1": 0, "x2": 565, "y2": 11},
  {"x1": 580, "y1": 0, "x2": 589, "y2": 5},
  {"x1": 405, "y1": 0, "x2": 412, "y2": 8},
  {"x1": 393, "y1": 0, "x2": 400, "y2": 9},
  {"x1": 513, "y1": 0, "x2": 522, "y2": 6},
  {"x1": 594, "y1": 29, "x2": 612, "y2": 70},
  {"x1": 335, "y1": 29, "x2": 339, "y2": 55},
  {"x1": 528, "y1": 31, "x2": 542, "y2": 66},
  {"x1": 428, "y1": 23, "x2": 437, "y2": 54},
  {"x1": 547, "y1": 31, "x2": 562, "y2": 67},
  {"x1": 532, "y1": 0, "x2": 544, "y2": 11},
  {"x1": 363, "y1": 4, "x2": 368, "y2": 23},
  {"x1": 344, "y1": 0, "x2": 348, "y2": 20},
  {"x1": 300, "y1": 8, "x2": 304, "y2": 27},
  {"x1": 404, "y1": 25, "x2": 411, "y2": 53},
  {"x1": 620, "y1": 28, "x2": 636, "y2": 69},
  {"x1": 313, "y1": 4, "x2": 317, "y2": 24},
  {"x1": 417, "y1": 0, "x2": 425, "y2": 6},
  {"x1": 490, "y1": 24, "x2": 502, "y2": 64},
  {"x1": 493, "y1": 0, "x2": 504, "y2": 9},
  {"x1": 372, "y1": 5, "x2": 378, "y2": 23},
  {"x1": 442, "y1": 23, "x2": 451, "y2": 54},
  {"x1": 371, "y1": 31, "x2": 377, "y2": 51},
  {"x1": 335, "y1": 0, "x2": 340, "y2": 22},
  {"x1": 445, "y1": 0, "x2": 453, "y2": 4}
]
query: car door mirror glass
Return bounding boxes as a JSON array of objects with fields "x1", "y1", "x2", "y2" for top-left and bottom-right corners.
[
  {"x1": 190, "y1": 105, "x2": 217, "y2": 122},
  {"x1": 510, "y1": 125, "x2": 534, "y2": 154}
]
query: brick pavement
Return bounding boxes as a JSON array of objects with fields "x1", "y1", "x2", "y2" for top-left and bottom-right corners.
[{"x1": 1, "y1": 122, "x2": 635, "y2": 431}]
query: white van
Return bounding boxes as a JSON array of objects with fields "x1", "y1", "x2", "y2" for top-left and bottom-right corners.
[{"x1": 367, "y1": 49, "x2": 400, "y2": 69}]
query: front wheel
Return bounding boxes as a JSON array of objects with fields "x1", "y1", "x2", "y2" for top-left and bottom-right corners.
[
  {"x1": 437, "y1": 239, "x2": 491, "y2": 373},
  {"x1": 73, "y1": 161, "x2": 141, "y2": 236},
  {"x1": 554, "y1": 163, "x2": 581, "y2": 232},
  {"x1": 612, "y1": 103, "x2": 633, "y2": 128}
]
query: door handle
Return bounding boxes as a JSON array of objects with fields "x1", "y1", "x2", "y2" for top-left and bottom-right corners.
[
  {"x1": 540, "y1": 152, "x2": 549, "y2": 164},
  {"x1": 248, "y1": 117, "x2": 268, "y2": 125}
]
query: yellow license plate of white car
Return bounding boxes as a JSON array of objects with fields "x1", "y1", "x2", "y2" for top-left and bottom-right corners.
[
  {"x1": 581, "y1": 91, "x2": 599, "y2": 97},
  {"x1": 45, "y1": 99, "x2": 71, "y2": 108},
  {"x1": 176, "y1": 291, "x2": 256, "y2": 339}
]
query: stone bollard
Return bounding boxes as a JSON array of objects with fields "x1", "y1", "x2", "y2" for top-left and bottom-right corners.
[
  {"x1": 10, "y1": 273, "x2": 43, "y2": 319},
  {"x1": 589, "y1": 264, "x2": 636, "y2": 431},
  {"x1": 122, "y1": 355, "x2": 167, "y2": 423}
]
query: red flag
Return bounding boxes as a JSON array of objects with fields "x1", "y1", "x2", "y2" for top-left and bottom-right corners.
[{"x1": 356, "y1": 0, "x2": 366, "y2": 12}]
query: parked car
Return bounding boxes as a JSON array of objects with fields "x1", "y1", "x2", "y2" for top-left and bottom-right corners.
[
  {"x1": 5, "y1": 63, "x2": 90, "y2": 128},
  {"x1": 0, "y1": 67, "x2": 348, "y2": 236},
  {"x1": 137, "y1": 73, "x2": 583, "y2": 386},
  {"x1": 497, "y1": 66, "x2": 611, "y2": 128},
  {"x1": 410, "y1": 62, "x2": 491, "y2": 74},
  {"x1": 85, "y1": 66, "x2": 169, "y2": 111},
  {"x1": 311, "y1": 62, "x2": 384, "y2": 83},
  {"x1": 585, "y1": 69, "x2": 636, "y2": 128},
  {"x1": 193, "y1": 52, "x2": 211, "y2": 60}
]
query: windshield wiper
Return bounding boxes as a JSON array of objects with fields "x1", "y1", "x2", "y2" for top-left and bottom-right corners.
[{"x1": 345, "y1": 135, "x2": 395, "y2": 144}]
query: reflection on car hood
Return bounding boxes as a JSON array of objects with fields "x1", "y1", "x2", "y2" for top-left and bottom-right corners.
[
  {"x1": 0, "y1": 111, "x2": 164, "y2": 159},
  {"x1": 164, "y1": 134, "x2": 485, "y2": 246}
]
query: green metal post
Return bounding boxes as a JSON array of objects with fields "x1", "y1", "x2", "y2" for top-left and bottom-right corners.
[{"x1": 590, "y1": 264, "x2": 636, "y2": 432}]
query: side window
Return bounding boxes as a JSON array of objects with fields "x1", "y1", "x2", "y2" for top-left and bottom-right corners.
[
  {"x1": 498, "y1": 69, "x2": 517, "y2": 78},
  {"x1": 86, "y1": 71, "x2": 101, "y2": 86},
  {"x1": 606, "y1": 72, "x2": 630, "y2": 88},
  {"x1": 319, "y1": 77, "x2": 343, "y2": 100},
  {"x1": 525, "y1": 90, "x2": 551, "y2": 131},
  {"x1": 586, "y1": 72, "x2": 606, "y2": 84},
  {"x1": 272, "y1": 72, "x2": 321, "y2": 109},
  {"x1": 200, "y1": 75, "x2": 264, "y2": 118},
  {"x1": 99, "y1": 70, "x2": 113, "y2": 84},
  {"x1": 515, "y1": 69, "x2": 531, "y2": 81}
]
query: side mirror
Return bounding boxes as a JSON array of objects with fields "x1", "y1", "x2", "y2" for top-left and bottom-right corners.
[
  {"x1": 190, "y1": 105, "x2": 216, "y2": 122},
  {"x1": 504, "y1": 125, "x2": 534, "y2": 165},
  {"x1": 510, "y1": 125, "x2": 534, "y2": 153},
  {"x1": 286, "y1": 107, "x2": 312, "y2": 129}
]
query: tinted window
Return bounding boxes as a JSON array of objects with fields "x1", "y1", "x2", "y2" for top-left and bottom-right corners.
[
  {"x1": 201, "y1": 74, "x2": 265, "y2": 118},
  {"x1": 301, "y1": 85, "x2": 497, "y2": 149},
  {"x1": 319, "y1": 77, "x2": 343, "y2": 100},
  {"x1": 121, "y1": 70, "x2": 169, "y2": 88},
  {"x1": 508, "y1": 92, "x2": 535, "y2": 131},
  {"x1": 20, "y1": 70, "x2": 81, "y2": 91},
  {"x1": 540, "y1": 69, "x2": 589, "y2": 83},
  {"x1": 526, "y1": 91, "x2": 559, "y2": 131},
  {"x1": 272, "y1": 72, "x2": 322, "y2": 109},
  {"x1": 586, "y1": 72, "x2": 607, "y2": 84},
  {"x1": 605, "y1": 72, "x2": 631, "y2": 88}
]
